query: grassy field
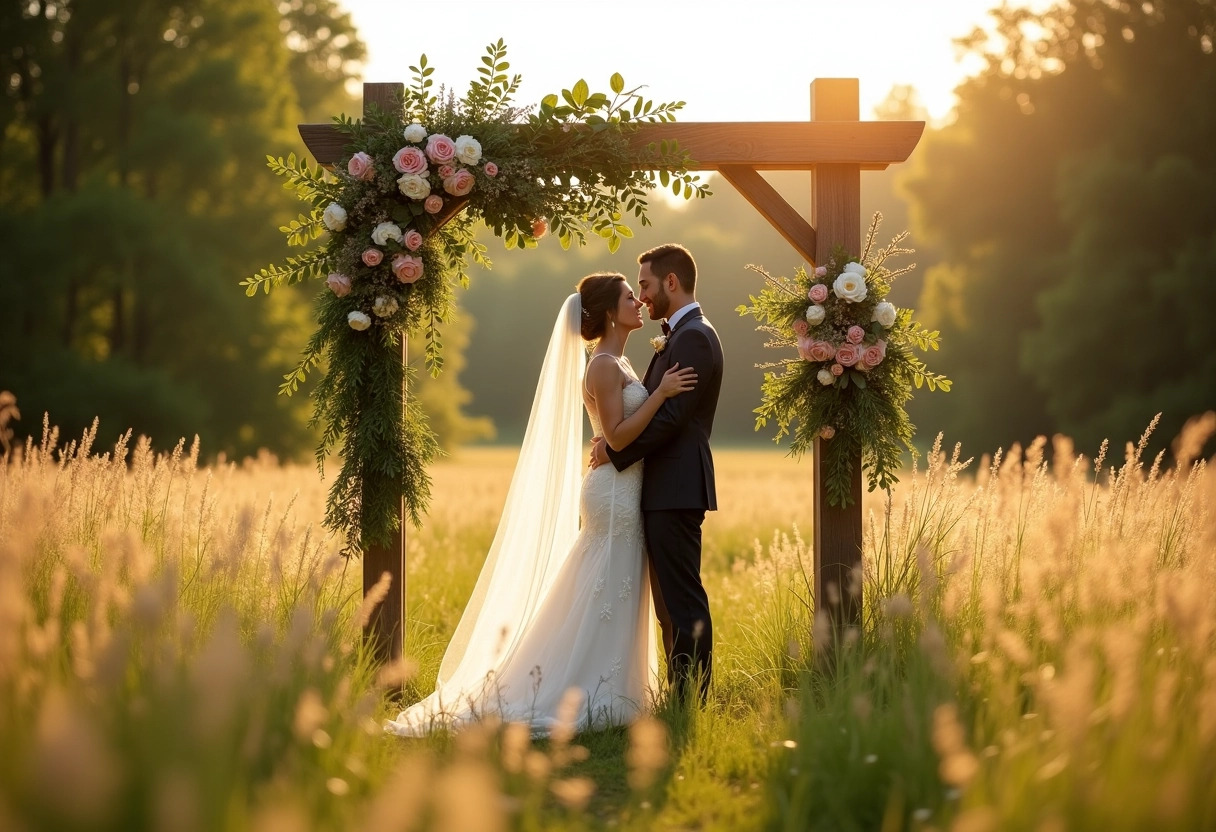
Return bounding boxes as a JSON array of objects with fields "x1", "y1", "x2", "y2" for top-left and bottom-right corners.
[{"x1": 1, "y1": 417, "x2": 1214, "y2": 831}]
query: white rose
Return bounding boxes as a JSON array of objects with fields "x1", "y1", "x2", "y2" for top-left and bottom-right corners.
[
  {"x1": 833, "y1": 272, "x2": 868, "y2": 303},
  {"x1": 371, "y1": 222, "x2": 403, "y2": 246},
  {"x1": 843, "y1": 262, "x2": 867, "y2": 278},
  {"x1": 454, "y1": 135, "x2": 482, "y2": 166},
  {"x1": 396, "y1": 173, "x2": 431, "y2": 200},
  {"x1": 806, "y1": 304, "x2": 826, "y2": 325},
  {"x1": 347, "y1": 311, "x2": 371, "y2": 331},
  {"x1": 817, "y1": 368, "x2": 835, "y2": 386},
  {"x1": 372, "y1": 295, "x2": 399, "y2": 318},
  {"x1": 403, "y1": 122, "x2": 427, "y2": 143},
  {"x1": 322, "y1": 202, "x2": 347, "y2": 232},
  {"x1": 872, "y1": 301, "x2": 897, "y2": 328}
]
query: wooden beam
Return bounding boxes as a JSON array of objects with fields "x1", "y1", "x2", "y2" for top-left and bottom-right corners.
[
  {"x1": 298, "y1": 120, "x2": 924, "y2": 171},
  {"x1": 810, "y1": 79, "x2": 864, "y2": 652},
  {"x1": 718, "y1": 165, "x2": 816, "y2": 265},
  {"x1": 362, "y1": 82, "x2": 407, "y2": 671}
]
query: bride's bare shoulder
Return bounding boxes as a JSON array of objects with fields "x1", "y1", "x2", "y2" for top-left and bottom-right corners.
[{"x1": 585, "y1": 353, "x2": 628, "y2": 392}]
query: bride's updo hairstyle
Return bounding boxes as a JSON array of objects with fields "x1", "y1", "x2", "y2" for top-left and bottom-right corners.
[{"x1": 576, "y1": 272, "x2": 626, "y2": 341}]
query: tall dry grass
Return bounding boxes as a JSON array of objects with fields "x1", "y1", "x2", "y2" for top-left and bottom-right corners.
[{"x1": 1, "y1": 411, "x2": 1213, "y2": 830}]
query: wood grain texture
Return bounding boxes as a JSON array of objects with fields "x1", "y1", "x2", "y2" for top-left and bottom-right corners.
[
  {"x1": 718, "y1": 165, "x2": 817, "y2": 264},
  {"x1": 299, "y1": 120, "x2": 925, "y2": 170},
  {"x1": 810, "y1": 80, "x2": 864, "y2": 642},
  {"x1": 363, "y1": 82, "x2": 407, "y2": 669}
]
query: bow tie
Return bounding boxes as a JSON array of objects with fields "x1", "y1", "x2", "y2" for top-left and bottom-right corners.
[{"x1": 661, "y1": 321, "x2": 671, "y2": 336}]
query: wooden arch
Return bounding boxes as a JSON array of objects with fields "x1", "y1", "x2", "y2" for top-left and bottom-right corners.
[{"x1": 299, "y1": 78, "x2": 925, "y2": 666}]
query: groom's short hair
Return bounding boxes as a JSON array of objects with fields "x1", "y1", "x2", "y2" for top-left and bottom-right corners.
[{"x1": 639, "y1": 244, "x2": 696, "y2": 293}]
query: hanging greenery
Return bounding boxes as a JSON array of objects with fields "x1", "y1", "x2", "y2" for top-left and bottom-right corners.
[
  {"x1": 738, "y1": 216, "x2": 951, "y2": 507},
  {"x1": 244, "y1": 41, "x2": 709, "y2": 553}
]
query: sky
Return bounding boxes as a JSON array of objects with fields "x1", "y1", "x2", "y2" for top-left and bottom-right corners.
[{"x1": 339, "y1": 0, "x2": 1049, "y2": 125}]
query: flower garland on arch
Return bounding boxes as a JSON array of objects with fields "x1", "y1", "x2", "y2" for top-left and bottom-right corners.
[
  {"x1": 737, "y1": 216, "x2": 951, "y2": 507},
  {"x1": 243, "y1": 41, "x2": 709, "y2": 553}
]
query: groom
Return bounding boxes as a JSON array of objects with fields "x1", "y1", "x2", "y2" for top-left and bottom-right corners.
[{"x1": 591, "y1": 243, "x2": 723, "y2": 702}]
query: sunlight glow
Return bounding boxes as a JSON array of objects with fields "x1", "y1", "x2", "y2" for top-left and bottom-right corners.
[{"x1": 338, "y1": 0, "x2": 1054, "y2": 126}]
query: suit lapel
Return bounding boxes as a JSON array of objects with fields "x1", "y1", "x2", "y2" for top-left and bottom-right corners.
[
  {"x1": 642, "y1": 351, "x2": 660, "y2": 391},
  {"x1": 644, "y1": 308, "x2": 705, "y2": 390}
]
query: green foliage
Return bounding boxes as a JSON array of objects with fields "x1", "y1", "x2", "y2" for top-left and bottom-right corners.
[
  {"x1": 739, "y1": 217, "x2": 949, "y2": 506},
  {"x1": 904, "y1": 0, "x2": 1216, "y2": 455},
  {"x1": 0, "y1": 0, "x2": 373, "y2": 459},
  {"x1": 252, "y1": 42, "x2": 710, "y2": 553}
]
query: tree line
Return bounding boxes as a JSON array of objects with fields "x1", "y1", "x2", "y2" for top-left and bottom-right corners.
[{"x1": 3, "y1": 0, "x2": 1212, "y2": 464}]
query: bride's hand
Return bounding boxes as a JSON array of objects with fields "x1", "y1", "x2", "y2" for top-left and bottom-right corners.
[{"x1": 658, "y1": 363, "x2": 697, "y2": 398}]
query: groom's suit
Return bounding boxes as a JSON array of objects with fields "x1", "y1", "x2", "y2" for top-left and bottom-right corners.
[{"x1": 605, "y1": 305, "x2": 723, "y2": 699}]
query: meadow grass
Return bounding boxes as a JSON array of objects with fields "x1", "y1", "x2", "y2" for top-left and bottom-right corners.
[{"x1": 1, "y1": 415, "x2": 1213, "y2": 831}]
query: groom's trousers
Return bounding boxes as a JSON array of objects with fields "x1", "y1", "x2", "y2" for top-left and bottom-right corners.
[{"x1": 643, "y1": 508, "x2": 712, "y2": 702}]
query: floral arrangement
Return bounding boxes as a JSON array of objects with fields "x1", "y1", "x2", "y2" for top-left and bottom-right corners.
[
  {"x1": 243, "y1": 42, "x2": 708, "y2": 553},
  {"x1": 738, "y1": 217, "x2": 951, "y2": 507}
]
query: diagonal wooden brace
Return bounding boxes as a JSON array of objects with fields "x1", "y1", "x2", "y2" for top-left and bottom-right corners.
[{"x1": 718, "y1": 165, "x2": 818, "y2": 266}]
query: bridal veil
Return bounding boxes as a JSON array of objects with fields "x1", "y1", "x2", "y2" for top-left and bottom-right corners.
[{"x1": 432, "y1": 293, "x2": 586, "y2": 692}]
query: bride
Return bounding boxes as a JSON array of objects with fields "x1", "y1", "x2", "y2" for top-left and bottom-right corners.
[{"x1": 384, "y1": 273, "x2": 696, "y2": 736}]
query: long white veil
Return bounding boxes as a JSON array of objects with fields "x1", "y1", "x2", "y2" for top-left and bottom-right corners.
[{"x1": 433, "y1": 293, "x2": 586, "y2": 690}]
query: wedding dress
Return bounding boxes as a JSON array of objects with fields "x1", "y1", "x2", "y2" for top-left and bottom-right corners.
[{"x1": 384, "y1": 295, "x2": 657, "y2": 737}]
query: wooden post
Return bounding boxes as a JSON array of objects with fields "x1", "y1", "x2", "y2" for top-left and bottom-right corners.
[
  {"x1": 810, "y1": 79, "x2": 863, "y2": 652},
  {"x1": 296, "y1": 79, "x2": 925, "y2": 669},
  {"x1": 361, "y1": 82, "x2": 406, "y2": 668}
]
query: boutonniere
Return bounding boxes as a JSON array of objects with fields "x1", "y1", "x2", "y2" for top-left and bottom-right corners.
[{"x1": 650, "y1": 335, "x2": 668, "y2": 353}]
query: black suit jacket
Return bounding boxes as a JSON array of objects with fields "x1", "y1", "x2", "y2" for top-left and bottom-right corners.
[{"x1": 606, "y1": 307, "x2": 723, "y2": 511}]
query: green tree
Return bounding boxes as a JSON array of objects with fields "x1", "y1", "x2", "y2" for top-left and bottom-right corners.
[
  {"x1": 0, "y1": 0, "x2": 370, "y2": 457},
  {"x1": 903, "y1": 0, "x2": 1216, "y2": 456}
]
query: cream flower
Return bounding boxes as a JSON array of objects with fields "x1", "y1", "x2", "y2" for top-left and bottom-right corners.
[
  {"x1": 833, "y1": 272, "x2": 868, "y2": 303},
  {"x1": 806, "y1": 304, "x2": 826, "y2": 325},
  {"x1": 454, "y1": 135, "x2": 483, "y2": 166},
  {"x1": 872, "y1": 301, "x2": 897, "y2": 328},
  {"x1": 370, "y1": 222, "x2": 403, "y2": 246},
  {"x1": 403, "y1": 122, "x2": 427, "y2": 143},
  {"x1": 347, "y1": 311, "x2": 371, "y2": 331},
  {"x1": 816, "y1": 368, "x2": 835, "y2": 386},
  {"x1": 322, "y1": 202, "x2": 347, "y2": 232},
  {"x1": 372, "y1": 295, "x2": 399, "y2": 318},
  {"x1": 397, "y1": 173, "x2": 431, "y2": 200}
]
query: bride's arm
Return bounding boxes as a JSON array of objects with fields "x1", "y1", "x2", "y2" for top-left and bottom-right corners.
[{"x1": 587, "y1": 358, "x2": 696, "y2": 452}]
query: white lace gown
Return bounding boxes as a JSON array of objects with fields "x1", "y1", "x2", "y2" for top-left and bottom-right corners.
[{"x1": 385, "y1": 365, "x2": 657, "y2": 736}]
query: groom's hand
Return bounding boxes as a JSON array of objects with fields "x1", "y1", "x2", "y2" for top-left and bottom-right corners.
[{"x1": 589, "y1": 436, "x2": 609, "y2": 469}]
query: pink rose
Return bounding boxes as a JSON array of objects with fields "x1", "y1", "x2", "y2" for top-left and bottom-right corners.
[
  {"x1": 847, "y1": 325, "x2": 865, "y2": 345},
  {"x1": 361, "y1": 248, "x2": 383, "y2": 267},
  {"x1": 347, "y1": 151, "x2": 374, "y2": 181},
  {"x1": 391, "y1": 253, "x2": 424, "y2": 284},
  {"x1": 796, "y1": 335, "x2": 814, "y2": 361},
  {"x1": 532, "y1": 218, "x2": 548, "y2": 239},
  {"x1": 808, "y1": 339, "x2": 836, "y2": 363},
  {"x1": 792, "y1": 319, "x2": 809, "y2": 337},
  {"x1": 424, "y1": 133, "x2": 456, "y2": 164},
  {"x1": 438, "y1": 164, "x2": 455, "y2": 179},
  {"x1": 814, "y1": 266, "x2": 828, "y2": 277},
  {"x1": 326, "y1": 273, "x2": 351, "y2": 297},
  {"x1": 819, "y1": 425, "x2": 836, "y2": 439},
  {"x1": 860, "y1": 342, "x2": 885, "y2": 369},
  {"x1": 484, "y1": 161, "x2": 498, "y2": 177},
  {"x1": 831, "y1": 363, "x2": 844, "y2": 377},
  {"x1": 403, "y1": 230, "x2": 423, "y2": 251},
  {"x1": 808, "y1": 284, "x2": 829, "y2": 304},
  {"x1": 835, "y1": 342, "x2": 861, "y2": 367},
  {"x1": 392, "y1": 146, "x2": 428, "y2": 175},
  {"x1": 424, "y1": 194, "x2": 444, "y2": 214},
  {"x1": 443, "y1": 168, "x2": 475, "y2": 197}
]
